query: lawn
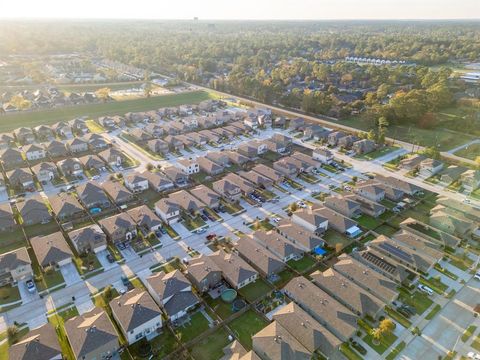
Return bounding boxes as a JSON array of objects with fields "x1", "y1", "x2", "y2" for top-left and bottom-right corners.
[
  {"x1": 406, "y1": 222, "x2": 441, "y2": 240},
  {"x1": 0, "y1": 91, "x2": 211, "y2": 132},
  {"x1": 340, "y1": 342, "x2": 363, "y2": 360},
  {"x1": 228, "y1": 310, "x2": 269, "y2": 350},
  {"x1": 85, "y1": 119, "x2": 105, "y2": 133},
  {"x1": 384, "y1": 306, "x2": 412, "y2": 328},
  {"x1": 48, "y1": 307, "x2": 79, "y2": 360},
  {"x1": 130, "y1": 327, "x2": 179, "y2": 359},
  {"x1": 287, "y1": 255, "x2": 316, "y2": 274},
  {"x1": 0, "y1": 285, "x2": 21, "y2": 306},
  {"x1": 221, "y1": 200, "x2": 245, "y2": 215},
  {"x1": 175, "y1": 311, "x2": 211, "y2": 344},
  {"x1": 399, "y1": 290, "x2": 433, "y2": 315},
  {"x1": 419, "y1": 276, "x2": 448, "y2": 295},
  {"x1": 461, "y1": 325, "x2": 477, "y2": 342},
  {"x1": 249, "y1": 219, "x2": 274, "y2": 232},
  {"x1": 205, "y1": 296, "x2": 235, "y2": 320},
  {"x1": 0, "y1": 228, "x2": 27, "y2": 254},
  {"x1": 425, "y1": 304, "x2": 442, "y2": 320},
  {"x1": 453, "y1": 143, "x2": 480, "y2": 161},
  {"x1": 356, "y1": 146, "x2": 399, "y2": 160},
  {"x1": 274, "y1": 268, "x2": 296, "y2": 288},
  {"x1": 238, "y1": 278, "x2": 273, "y2": 303},
  {"x1": 24, "y1": 221, "x2": 60, "y2": 238},
  {"x1": 27, "y1": 247, "x2": 65, "y2": 291},
  {"x1": 363, "y1": 329, "x2": 398, "y2": 354},
  {"x1": 188, "y1": 327, "x2": 231, "y2": 360},
  {"x1": 386, "y1": 341, "x2": 406, "y2": 360},
  {"x1": 323, "y1": 229, "x2": 352, "y2": 251},
  {"x1": 472, "y1": 335, "x2": 480, "y2": 351},
  {"x1": 182, "y1": 215, "x2": 206, "y2": 231},
  {"x1": 374, "y1": 224, "x2": 399, "y2": 237},
  {"x1": 357, "y1": 214, "x2": 383, "y2": 230}
]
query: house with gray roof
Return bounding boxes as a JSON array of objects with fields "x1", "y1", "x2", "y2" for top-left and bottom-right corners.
[
  {"x1": 311, "y1": 205, "x2": 362, "y2": 237},
  {"x1": 190, "y1": 184, "x2": 221, "y2": 209},
  {"x1": 49, "y1": 192, "x2": 85, "y2": 221},
  {"x1": 24, "y1": 143, "x2": 46, "y2": 161},
  {"x1": 154, "y1": 198, "x2": 181, "y2": 225},
  {"x1": 252, "y1": 230, "x2": 304, "y2": 262},
  {"x1": 235, "y1": 236, "x2": 285, "y2": 278},
  {"x1": 68, "y1": 224, "x2": 107, "y2": 254},
  {"x1": 30, "y1": 232, "x2": 73, "y2": 268},
  {"x1": 209, "y1": 249, "x2": 259, "y2": 289},
  {"x1": 197, "y1": 156, "x2": 224, "y2": 175},
  {"x1": 169, "y1": 190, "x2": 206, "y2": 215},
  {"x1": 102, "y1": 181, "x2": 134, "y2": 205},
  {"x1": 45, "y1": 140, "x2": 68, "y2": 158},
  {"x1": 1, "y1": 148, "x2": 25, "y2": 169},
  {"x1": 127, "y1": 205, "x2": 162, "y2": 233},
  {"x1": 77, "y1": 182, "x2": 111, "y2": 210},
  {"x1": 212, "y1": 178, "x2": 242, "y2": 203},
  {"x1": 251, "y1": 164, "x2": 284, "y2": 184},
  {"x1": 163, "y1": 166, "x2": 188, "y2": 186},
  {"x1": 276, "y1": 218, "x2": 324, "y2": 252},
  {"x1": 147, "y1": 139, "x2": 169, "y2": 154},
  {"x1": 99, "y1": 213, "x2": 137, "y2": 243},
  {"x1": 0, "y1": 247, "x2": 32, "y2": 286},
  {"x1": 141, "y1": 170, "x2": 174, "y2": 192},
  {"x1": 17, "y1": 196, "x2": 51, "y2": 225},
  {"x1": 324, "y1": 195, "x2": 362, "y2": 219},
  {"x1": 98, "y1": 147, "x2": 126, "y2": 167},
  {"x1": 0, "y1": 203, "x2": 16, "y2": 232},
  {"x1": 354, "y1": 180, "x2": 385, "y2": 202},
  {"x1": 291, "y1": 207, "x2": 329, "y2": 236},
  {"x1": 58, "y1": 157, "x2": 84, "y2": 177},
  {"x1": 124, "y1": 172, "x2": 149, "y2": 193},
  {"x1": 32, "y1": 162, "x2": 59, "y2": 183},
  {"x1": 224, "y1": 173, "x2": 256, "y2": 195},
  {"x1": 7, "y1": 167, "x2": 34, "y2": 191},
  {"x1": 9, "y1": 323, "x2": 61, "y2": 360},
  {"x1": 185, "y1": 255, "x2": 222, "y2": 293},
  {"x1": 225, "y1": 151, "x2": 249, "y2": 166},
  {"x1": 239, "y1": 170, "x2": 273, "y2": 189},
  {"x1": 79, "y1": 155, "x2": 106, "y2": 172}
]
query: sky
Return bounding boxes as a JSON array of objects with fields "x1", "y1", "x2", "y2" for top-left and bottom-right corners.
[{"x1": 2, "y1": 0, "x2": 480, "y2": 20}]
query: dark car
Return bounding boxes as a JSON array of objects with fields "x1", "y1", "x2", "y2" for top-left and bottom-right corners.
[
  {"x1": 106, "y1": 253, "x2": 115, "y2": 263},
  {"x1": 121, "y1": 275, "x2": 130, "y2": 287}
]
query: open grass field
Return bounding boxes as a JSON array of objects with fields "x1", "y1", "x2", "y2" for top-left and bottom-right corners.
[
  {"x1": 0, "y1": 91, "x2": 211, "y2": 132},
  {"x1": 454, "y1": 142, "x2": 480, "y2": 161}
]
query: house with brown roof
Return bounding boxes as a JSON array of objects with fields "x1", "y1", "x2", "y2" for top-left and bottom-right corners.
[
  {"x1": 0, "y1": 247, "x2": 32, "y2": 286},
  {"x1": 400, "y1": 217, "x2": 461, "y2": 249},
  {"x1": 225, "y1": 151, "x2": 249, "y2": 166},
  {"x1": 0, "y1": 203, "x2": 16, "y2": 232},
  {"x1": 65, "y1": 308, "x2": 119, "y2": 360},
  {"x1": 374, "y1": 174, "x2": 422, "y2": 196},
  {"x1": 354, "y1": 180, "x2": 386, "y2": 202},
  {"x1": 49, "y1": 192, "x2": 85, "y2": 221},
  {"x1": 85, "y1": 133, "x2": 109, "y2": 151},
  {"x1": 429, "y1": 210, "x2": 475, "y2": 239},
  {"x1": 276, "y1": 218, "x2": 324, "y2": 252},
  {"x1": 239, "y1": 170, "x2": 273, "y2": 190},
  {"x1": 197, "y1": 156, "x2": 224, "y2": 175},
  {"x1": 14, "y1": 127, "x2": 35, "y2": 144},
  {"x1": 353, "y1": 139, "x2": 376, "y2": 154},
  {"x1": 327, "y1": 131, "x2": 346, "y2": 146},
  {"x1": 252, "y1": 230, "x2": 304, "y2": 262},
  {"x1": 399, "y1": 154, "x2": 426, "y2": 170},
  {"x1": 251, "y1": 164, "x2": 284, "y2": 184},
  {"x1": 102, "y1": 181, "x2": 134, "y2": 205},
  {"x1": 324, "y1": 195, "x2": 362, "y2": 219},
  {"x1": 392, "y1": 230, "x2": 444, "y2": 262},
  {"x1": 224, "y1": 173, "x2": 256, "y2": 196},
  {"x1": 141, "y1": 170, "x2": 174, "y2": 192},
  {"x1": 147, "y1": 139, "x2": 169, "y2": 154},
  {"x1": 290, "y1": 152, "x2": 320, "y2": 172},
  {"x1": 127, "y1": 205, "x2": 162, "y2": 233},
  {"x1": 124, "y1": 172, "x2": 149, "y2": 193},
  {"x1": 30, "y1": 232, "x2": 73, "y2": 268},
  {"x1": 312, "y1": 148, "x2": 334, "y2": 164},
  {"x1": 127, "y1": 128, "x2": 153, "y2": 143},
  {"x1": 273, "y1": 157, "x2": 301, "y2": 177},
  {"x1": 98, "y1": 147, "x2": 126, "y2": 167},
  {"x1": 235, "y1": 236, "x2": 285, "y2": 278},
  {"x1": 110, "y1": 288, "x2": 162, "y2": 344},
  {"x1": 347, "y1": 194, "x2": 386, "y2": 218},
  {"x1": 164, "y1": 135, "x2": 184, "y2": 151},
  {"x1": 45, "y1": 140, "x2": 68, "y2": 158},
  {"x1": 190, "y1": 185, "x2": 221, "y2": 209},
  {"x1": 7, "y1": 168, "x2": 35, "y2": 191},
  {"x1": 168, "y1": 190, "x2": 206, "y2": 215},
  {"x1": 312, "y1": 206, "x2": 362, "y2": 238},
  {"x1": 67, "y1": 137, "x2": 89, "y2": 153},
  {"x1": 9, "y1": 323, "x2": 61, "y2": 360},
  {"x1": 0, "y1": 148, "x2": 25, "y2": 169},
  {"x1": 58, "y1": 157, "x2": 84, "y2": 177},
  {"x1": 291, "y1": 207, "x2": 328, "y2": 236},
  {"x1": 145, "y1": 270, "x2": 199, "y2": 321},
  {"x1": 185, "y1": 255, "x2": 222, "y2": 293},
  {"x1": 154, "y1": 198, "x2": 181, "y2": 224},
  {"x1": 163, "y1": 166, "x2": 188, "y2": 186},
  {"x1": 209, "y1": 249, "x2": 259, "y2": 289},
  {"x1": 32, "y1": 161, "x2": 59, "y2": 183},
  {"x1": 79, "y1": 155, "x2": 106, "y2": 172},
  {"x1": 17, "y1": 196, "x2": 52, "y2": 225},
  {"x1": 68, "y1": 224, "x2": 107, "y2": 254},
  {"x1": 205, "y1": 151, "x2": 230, "y2": 167},
  {"x1": 99, "y1": 213, "x2": 137, "y2": 243},
  {"x1": 212, "y1": 178, "x2": 242, "y2": 203}
]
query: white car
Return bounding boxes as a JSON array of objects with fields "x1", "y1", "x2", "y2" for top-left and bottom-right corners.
[
  {"x1": 92, "y1": 175, "x2": 100, "y2": 180},
  {"x1": 297, "y1": 201, "x2": 307, "y2": 208},
  {"x1": 417, "y1": 284, "x2": 434, "y2": 296},
  {"x1": 26, "y1": 279, "x2": 36, "y2": 293},
  {"x1": 474, "y1": 272, "x2": 480, "y2": 281},
  {"x1": 467, "y1": 352, "x2": 480, "y2": 360}
]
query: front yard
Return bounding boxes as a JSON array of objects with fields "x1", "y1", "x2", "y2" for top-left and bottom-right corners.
[
  {"x1": 0, "y1": 285, "x2": 21, "y2": 306},
  {"x1": 398, "y1": 290, "x2": 433, "y2": 315}
]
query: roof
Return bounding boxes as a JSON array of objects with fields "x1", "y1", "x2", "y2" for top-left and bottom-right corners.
[
  {"x1": 30, "y1": 232, "x2": 73, "y2": 267},
  {"x1": 209, "y1": 249, "x2": 258, "y2": 288},
  {"x1": 235, "y1": 236, "x2": 285, "y2": 275},
  {"x1": 253, "y1": 230, "x2": 304, "y2": 259},
  {"x1": 324, "y1": 195, "x2": 361, "y2": 216},
  {"x1": 251, "y1": 164, "x2": 284, "y2": 182},
  {"x1": 292, "y1": 207, "x2": 328, "y2": 229},
  {"x1": 276, "y1": 219, "x2": 323, "y2": 250},
  {"x1": 283, "y1": 277, "x2": 357, "y2": 340},
  {"x1": 110, "y1": 288, "x2": 161, "y2": 332},
  {"x1": 272, "y1": 302, "x2": 341, "y2": 356},
  {"x1": 127, "y1": 205, "x2": 162, "y2": 230},
  {"x1": 333, "y1": 254, "x2": 397, "y2": 302},
  {"x1": 124, "y1": 172, "x2": 148, "y2": 185},
  {"x1": 224, "y1": 173, "x2": 255, "y2": 194},
  {"x1": 141, "y1": 170, "x2": 173, "y2": 189},
  {"x1": 68, "y1": 224, "x2": 106, "y2": 249},
  {"x1": 0, "y1": 247, "x2": 31, "y2": 273},
  {"x1": 146, "y1": 270, "x2": 191, "y2": 301},
  {"x1": 311, "y1": 206, "x2": 358, "y2": 233},
  {"x1": 65, "y1": 308, "x2": 118, "y2": 359},
  {"x1": 186, "y1": 255, "x2": 222, "y2": 283},
  {"x1": 155, "y1": 198, "x2": 180, "y2": 215},
  {"x1": 252, "y1": 321, "x2": 311, "y2": 360},
  {"x1": 190, "y1": 185, "x2": 221, "y2": 207},
  {"x1": 0, "y1": 202, "x2": 15, "y2": 229},
  {"x1": 9, "y1": 323, "x2": 61, "y2": 360},
  {"x1": 7, "y1": 168, "x2": 33, "y2": 183},
  {"x1": 102, "y1": 181, "x2": 133, "y2": 202},
  {"x1": 169, "y1": 190, "x2": 205, "y2": 212},
  {"x1": 353, "y1": 248, "x2": 411, "y2": 283},
  {"x1": 99, "y1": 213, "x2": 136, "y2": 235},
  {"x1": 31, "y1": 161, "x2": 57, "y2": 174},
  {"x1": 392, "y1": 230, "x2": 444, "y2": 261},
  {"x1": 17, "y1": 196, "x2": 50, "y2": 221},
  {"x1": 239, "y1": 170, "x2": 273, "y2": 188},
  {"x1": 163, "y1": 291, "x2": 199, "y2": 317},
  {"x1": 49, "y1": 192, "x2": 84, "y2": 217},
  {"x1": 197, "y1": 156, "x2": 223, "y2": 174},
  {"x1": 77, "y1": 182, "x2": 109, "y2": 205}
]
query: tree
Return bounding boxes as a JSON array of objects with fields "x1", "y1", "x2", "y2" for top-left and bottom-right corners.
[
  {"x1": 103, "y1": 285, "x2": 114, "y2": 302},
  {"x1": 475, "y1": 156, "x2": 480, "y2": 169},
  {"x1": 146, "y1": 163, "x2": 154, "y2": 171},
  {"x1": 379, "y1": 319, "x2": 395, "y2": 335},
  {"x1": 95, "y1": 87, "x2": 111, "y2": 102},
  {"x1": 422, "y1": 146, "x2": 440, "y2": 160},
  {"x1": 289, "y1": 202, "x2": 298, "y2": 213},
  {"x1": 367, "y1": 129, "x2": 377, "y2": 141},
  {"x1": 371, "y1": 327, "x2": 383, "y2": 345},
  {"x1": 7, "y1": 325, "x2": 19, "y2": 343}
]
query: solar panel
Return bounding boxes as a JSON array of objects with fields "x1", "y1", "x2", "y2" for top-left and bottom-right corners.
[{"x1": 378, "y1": 242, "x2": 412, "y2": 263}]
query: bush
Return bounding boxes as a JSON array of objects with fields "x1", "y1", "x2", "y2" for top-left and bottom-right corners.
[{"x1": 7, "y1": 325, "x2": 19, "y2": 343}]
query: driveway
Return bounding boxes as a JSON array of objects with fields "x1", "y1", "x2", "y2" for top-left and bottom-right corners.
[
  {"x1": 60, "y1": 262, "x2": 82, "y2": 286},
  {"x1": 17, "y1": 279, "x2": 39, "y2": 304},
  {"x1": 96, "y1": 249, "x2": 118, "y2": 270},
  {"x1": 119, "y1": 246, "x2": 139, "y2": 261}
]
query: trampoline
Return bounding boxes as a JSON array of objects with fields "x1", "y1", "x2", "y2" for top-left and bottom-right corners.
[{"x1": 232, "y1": 299, "x2": 246, "y2": 311}]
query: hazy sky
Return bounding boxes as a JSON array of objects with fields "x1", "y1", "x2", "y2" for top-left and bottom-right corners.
[{"x1": 2, "y1": 0, "x2": 480, "y2": 20}]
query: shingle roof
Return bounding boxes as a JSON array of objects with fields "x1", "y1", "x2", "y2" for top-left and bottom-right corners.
[
  {"x1": 99, "y1": 213, "x2": 136, "y2": 236},
  {"x1": 30, "y1": 232, "x2": 73, "y2": 267},
  {"x1": 209, "y1": 250, "x2": 258, "y2": 288},
  {"x1": 186, "y1": 255, "x2": 222, "y2": 284},
  {"x1": 146, "y1": 270, "x2": 191, "y2": 301},
  {"x1": 0, "y1": 247, "x2": 31, "y2": 273},
  {"x1": 235, "y1": 236, "x2": 285, "y2": 276},
  {"x1": 253, "y1": 230, "x2": 304, "y2": 259},
  {"x1": 49, "y1": 192, "x2": 84, "y2": 217},
  {"x1": 127, "y1": 205, "x2": 162, "y2": 230},
  {"x1": 190, "y1": 185, "x2": 220, "y2": 207},
  {"x1": 9, "y1": 323, "x2": 61, "y2": 360},
  {"x1": 276, "y1": 219, "x2": 324, "y2": 251}
]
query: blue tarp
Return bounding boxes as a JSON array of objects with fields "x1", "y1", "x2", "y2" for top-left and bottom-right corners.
[{"x1": 313, "y1": 247, "x2": 327, "y2": 255}]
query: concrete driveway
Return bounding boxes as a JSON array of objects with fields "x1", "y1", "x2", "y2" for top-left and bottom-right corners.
[
  {"x1": 60, "y1": 262, "x2": 82, "y2": 286},
  {"x1": 118, "y1": 246, "x2": 139, "y2": 261},
  {"x1": 17, "y1": 279, "x2": 39, "y2": 304},
  {"x1": 96, "y1": 249, "x2": 118, "y2": 270}
]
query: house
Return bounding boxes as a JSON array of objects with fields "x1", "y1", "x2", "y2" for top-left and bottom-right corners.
[
  {"x1": 7, "y1": 168, "x2": 35, "y2": 191},
  {"x1": 99, "y1": 213, "x2": 137, "y2": 243},
  {"x1": 190, "y1": 185, "x2": 221, "y2": 209},
  {"x1": 197, "y1": 156, "x2": 224, "y2": 175},
  {"x1": 273, "y1": 157, "x2": 301, "y2": 177},
  {"x1": 49, "y1": 192, "x2": 85, "y2": 221},
  {"x1": 354, "y1": 180, "x2": 385, "y2": 202},
  {"x1": 163, "y1": 166, "x2": 188, "y2": 186},
  {"x1": 205, "y1": 151, "x2": 230, "y2": 167},
  {"x1": 461, "y1": 170, "x2": 480, "y2": 193},
  {"x1": 185, "y1": 255, "x2": 222, "y2": 293},
  {"x1": 303, "y1": 125, "x2": 330, "y2": 141},
  {"x1": 212, "y1": 178, "x2": 242, "y2": 203},
  {"x1": 224, "y1": 124, "x2": 243, "y2": 136},
  {"x1": 32, "y1": 162, "x2": 59, "y2": 183},
  {"x1": 348, "y1": 194, "x2": 386, "y2": 218},
  {"x1": 79, "y1": 155, "x2": 106, "y2": 172},
  {"x1": 392, "y1": 230, "x2": 444, "y2": 262},
  {"x1": 289, "y1": 117, "x2": 305, "y2": 130},
  {"x1": 312, "y1": 148, "x2": 333, "y2": 164},
  {"x1": 17, "y1": 196, "x2": 51, "y2": 225},
  {"x1": 399, "y1": 154, "x2": 426, "y2": 170},
  {"x1": 221, "y1": 341, "x2": 248, "y2": 360},
  {"x1": 251, "y1": 164, "x2": 284, "y2": 184},
  {"x1": 439, "y1": 165, "x2": 467, "y2": 185},
  {"x1": 418, "y1": 158, "x2": 444, "y2": 178},
  {"x1": 312, "y1": 206, "x2": 362, "y2": 238},
  {"x1": 154, "y1": 198, "x2": 181, "y2": 224},
  {"x1": 374, "y1": 174, "x2": 422, "y2": 196},
  {"x1": 327, "y1": 131, "x2": 346, "y2": 146},
  {"x1": 276, "y1": 218, "x2": 324, "y2": 251},
  {"x1": 64, "y1": 308, "x2": 119, "y2": 360},
  {"x1": 68, "y1": 225, "x2": 107, "y2": 254},
  {"x1": 235, "y1": 236, "x2": 285, "y2": 278},
  {"x1": 333, "y1": 254, "x2": 398, "y2": 303},
  {"x1": 102, "y1": 181, "x2": 134, "y2": 205},
  {"x1": 311, "y1": 268, "x2": 385, "y2": 318},
  {"x1": 128, "y1": 128, "x2": 153, "y2": 143},
  {"x1": 224, "y1": 173, "x2": 256, "y2": 196},
  {"x1": 85, "y1": 133, "x2": 109, "y2": 151},
  {"x1": 239, "y1": 170, "x2": 273, "y2": 189},
  {"x1": 225, "y1": 151, "x2": 249, "y2": 166},
  {"x1": 244, "y1": 115, "x2": 259, "y2": 129},
  {"x1": 52, "y1": 122, "x2": 73, "y2": 139},
  {"x1": 324, "y1": 195, "x2": 362, "y2": 219},
  {"x1": 168, "y1": 190, "x2": 206, "y2": 215},
  {"x1": 14, "y1": 127, "x2": 35, "y2": 144},
  {"x1": 0, "y1": 203, "x2": 16, "y2": 232},
  {"x1": 67, "y1": 138, "x2": 89, "y2": 153},
  {"x1": 283, "y1": 277, "x2": 357, "y2": 341},
  {"x1": 145, "y1": 270, "x2": 199, "y2": 321},
  {"x1": 186, "y1": 132, "x2": 208, "y2": 146},
  {"x1": 0, "y1": 247, "x2": 32, "y2": 286},
  {"x1": 127, "y1": 205, "x2": 162, "y2": 233},
  {"x1": 0, "y1": 133, "x2": 16, "y2": 149},
  {"x1": 110, "y1": 288, "x2": 162, "y2": 344},
  {"x1": 210, "y1": 127, "x2": 232, "y2": 140},
  {"x1": 141, "y1": 171, "x2": 174, "y2": 192},
  {"x1": 400, "y1": 217, "x2": 461, "y2": 249},
  {"x1": 45, "y1": 140, "x2": 68, "y2": 158},
  {"x1": 0, "y1": 148, "x2": 25, "y2": 169},
  {"x1": 147, "y1": 139, "x2": 169, "y2": 154},
  {"x1": 164, "y1": 135, "x2": 184, "y2": 151},
  {"x1": 144, "y1": 123, "x2": 164, "y2": 138},
  {"x1": 30, "y1": 232, "x2": 73, "y2": 268},
  {"x1": 237, "y1": 143, "x2": 260, "y2": 159},
  {"x1": 429, "y1": 210, "x2": 475, "y2": 239},
  {"x1": 58, "y1": 157, "x2": 84, "y2": 177},
  {"x1": 338, "y1": 135, "x2": 358, "y2": 149},
  {"x1": 353, "y1": 139, "x2": 376, "y2": 154},
  {"x1": 252, "y1": 321, "x2": 311, "y2": 360},
  {"x1": 70, "y1": 118, "x2": 89, "y2": 135},
  {"x1": 291, "y1": 207, "x2": 329, "y2": 236},
  {"x1": 24, "y1": 144, "x2": 46, "y2": 161},
  {"x1": 9, "y1": 323, "x2": 62, "y2": 360},
  {"x1": 124, "y1": 172, "x2": 149, "y2": 193},
  {"x1": 209, "y1": 249, "x2": 259, "y2": 289},
  {"x1": 177, "y1": 158, "x2": 200, "y2": 175},
  {"x1": 77, "y1": 182, "x2": 111, "y2": 210},
  {"x1": 272, "y1": 302, "x2": 342, "y2": 359},
  {"x1": 198, "y1": 129, "x2": 220, "y2": 143},
  {"x1": 99, "y1": 148, "x2": 126, "y2": 167},
  {"x1": 290, "y1": 152, "x2": 320, "y2": 173},
  {"x1": 252, "y1": 230, "x2": 304, "y2": 262}
]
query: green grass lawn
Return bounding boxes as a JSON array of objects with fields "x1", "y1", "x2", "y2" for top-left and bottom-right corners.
[
  {"x1": 249, "y1": 219, "x2": 274, "y2": 232},
  {"x1": 340, "y1": 342, "x2": 364, "y2": 360},
  {"x1": 323, "y1": 229, "x2": 352, "y2": 251},
  {"x1": 188, "y1": 327, "x2": 231, "y2": 360},
  {"x1": 0, "y1": 228, "x2": 28, "y2": 254},
  {"x1": 357, "y1": 214, "x2": 383, "y2": 230},
  {"x1": 205, "y1": 296, "x2": 235, "y2": 320},
  {"x1": 374, "y1": 224, "x2": 399, "y2": 237},
  {"x1": 399, "y1": 291, "x2": 433, "y2": 315},
  {"x1": 386, "y1": 341, "x2": 406, "y2": 360},
  {"x1": 221, "y1": 200, "x2": 245, "y2": 215},
  {"x1": 356, "y1": 146, "x2": 399, "y2": 160},
  {"x1": 130, "y1": 327, "x2": 179, "y2": 359},
  {"x1": 0, "y1": 284, "x2": 21, "y2": 306},
  {"x1": 453, "y1": 143, "x2": 480, "y2": 161},
  {"x1": 461, "y1": 325, "x2": 477, "y2": 342},
  {"x1": 228, "y1": 310, "x2": 269, "y2": 350},
  {"x1": 419, "y1": 276, "x2": 448, "y2": 295},
  {"x1": 238, "y1": 279, "x2": 273, "y2": 303},
  {"x1": 24, "y1": 221, "x2": 61, "y2": 238},
  {"x1": 363, "y1": 330, "x2": 398, "y2": 354},
  {"x1": 182, "y1": 215, "x2": 207, "y2": 231},
  {"x1": 384, "y1": 306, "x2": 412, "y2": 328},
  {"x1": 406, "y1": 222, "x2": 441, "y2": 240},
  {"x1": 472, "y1": 335, "x2": 480, "y2": 351},
  {"x1": 175, "y1": 311, "x2": 211, "y2": 343},
  {"x1": 287, "y1": 255, "x2": 317, "y2": 273},
  {"x1": 274, "y1": 268, "x2": 296, "y2": 288},
  {"x1": 0, "y1": 91, "x2": 211, "y2": 132},
  {"x1": 48, "y1": 307, "x2": 79, "y2": 360},
  {"x1": 425, "y1": 304, "x2": 442, "y2": 320}
]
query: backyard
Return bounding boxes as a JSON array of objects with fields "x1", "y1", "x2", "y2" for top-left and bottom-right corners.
[
  {"x1": 238, "y1": 278, "x2": 273, "y2": 303},
  {"x1": 228, "y1": 310, "x2": 270, "y2": 350},
  {"x1": 188, "y1": 327, "x2": 231, "y2": 360},
  {"x1": 175, "y1": 311, "x2": 211, "y2": 343}
]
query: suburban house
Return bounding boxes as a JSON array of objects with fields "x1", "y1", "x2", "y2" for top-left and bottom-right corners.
[
  {"x1": 45, "y1": 140, "x2": 68, "y2": 158},
  {"x1": 99, "y1": 213, "x2": 137, "y2": 243},
  {"x1": 225, "y1": 151, "x2": 249, "y2": 166},
  {"x1": 185, "y1": 255, "x2": 222, "y2": 293},
  {"x1": 283, "y1": 277, "x2": 358, "y2": 341},
  {"x1": 34, "y1": 125, "x2": 54, "y2": 141},
  {"x1": 9, "y1": 323, "x2": 62, "y2": 360},
  {"x1": 77, "y1": 182, "x2": 111, "y2": 210},
  {"x1": 239, "y1": 170, "x2": 273, "y2": 189},
  {"x1": 354, "y1": 180, "x2": 386, "y2": 202},
  {"x1": 291, "y1": 207, "x2": 329, "y2": 235},
  {"x1": 32, "y1": 162, "x2": 59, "y2": 183},
  {"x1": 347, "y1": 194, "x2": 386, "y2": 218},
  {"x1": 68, "y1": 224, "x2": 107, "y2": 254},
  {"x1": 235, "y1": 236, "x2": 285, "y2": 278},
  {"x1": 124, "y1": 172, "x2": 149, "y2": 193},
  {"x1": 14, "y1": 127, "x2": 35, "y2": 144},
  {"x1": 276, "y1": 218, "x2": 324, "y2": 252},
  {"x1": 177, "y1": 159, "x2": 200, "y2": 175},
  {"x1": 141, "y1": 171, "x2": 174, "y2": 192},
  {"x1": 461, "y1": 170, "x2": 480, "y2": 193},
  {"x1": 237, "y1": 142, "x2": 261, "y2": 159},
  {"x1": 30, "y1": 232, "x2": 73, "y2": 268},
  {"x1": 102, "y1": 181, "x2": 134, "y2": 205},
  {"x1": 312, "y1": 148, "x2": 333, "y2": 164},
  {"x1": 312, "y1": 206, "x2": 362, "y2": 238},
  {"x1": 212, "y1": 178, "x2": 242, "y2": 203},
  {"x1": 429, "y1": 210, "x2": 475, "y2": 239},
  {"x1": 289, "y1": 117, "x2": 305, "y2": 130},
  {"x1": 168, "y1": 190, "x2": 206, "y2": 215},
  {"x1": 7, "y1": 168, "x2": 35, "y2": 191},
  {"x1": 327, "y1": 131, "x2": 346, "y2": 146},
  {"x1": 49, "y1": 192, "x2": 85, "y2": 221},
  {"x1": 324, "y1": 195, "x2": 362, "y2": 219},
  {"x1": 392, "y1": 230, "x2": 444, "y2": 262},
  {"x1": 79, "y1": 155, "x2": 106, "y2": 172},
  {"x1": 186, "y1": 132, "x2": 208, "y2": 146},
  {"x1": 374, "y1": 174, "x2": 422, "y2": 196},
  {"x1": 209, "y1": 249, "x2": 259, "y2": 289},
  {"x1": 439, "y1": 165, "x2": 467, "y2": 185},
  {"x1": 144, "y1": 123, "x2": 164, "y2": 138},
  {"x1": 418, "y1": 158, "x2": 444, "y2": 178},
  {"x1": 99, "y1": 147, "x2": 126, "y2": 167},
  {"x1": 0, "y1": 203, "x2": 16, "y2": 232},
  {"x1": 163, "y1": 166, "x2": 188, "y2": 186},
  {"x1": 252, "y1": 230, "x2": 304, "y2": 262},
  {"x1": 352, "y1": 139, "x2": 376, "y2": 154},
  {"x1": 198, "y1": 129, "x2": 220, "y2": 143},
  {"x1": 224, "y1": 173, "x2": 256, "y2": 196},
  {"x1": 127, "y1": 205, "x2": 162, "y2": 233},
  {"x1": 145, "y1": 270, "x2": 199, "y2": 321},
  {"x1": 70, "y1": 118, "x2": 89, "y2": 135},
  {"x1": 58, "y1": 157, "x2": 84, "y2": 177},
  {"x1": 154, "y1": 198, "x2": 181, "y2": 224},
  {"x1": 303, "y1": 125, "x2": 331, "y2": 141},
  {"x1": 400, "y1": 217, "x2": 461, "y2": 249},
  {"x1": 17, "y1": 196, "x2": 52, "y2": 225},
  {"x1": 338, "y1": 135, "x2": 358, "y2": 149},
  {"x1": 190, "y1": 184, "x2": 221, "y2": 209},
  {"x1": 147, "y1": 139, "x2": 169, "y2": 154},
  {"x1": 273, "y1": 157, "x2": 301, "y2": 177},
  {"x1": 197, "y1": 156, "x2": 224, "y2": 175},
  {"x1": 64, "y1": 308, "x2": 119, "y2": 360},
  {"x1": 24, "y1": 144, "x2": 46, "y2": 161},
  {"x1": 399, "y1": 154, "x2": 426, "y2": 170},
  {"x1": 0, "y1": 133, "x2": 15, "y2": 149},
  {"x1": 290, "y1": 152, "x2": 320, "y2": 172},
  {"x1": 52, "y1": 122, "x2": 73, "y2": 139},
  {"x1": 205, "y1": 151, "x2": 230, "y2": 167},
  {"x1": 251, "y1": 164, "x2": 284, "y2": 184},
  {"x1": 128, "y1": 128, "x2": 153, "y2": 143},
  {"x1": 110, "y1": 288, "x2": 162, "y2": 344},
  {"x1": 1, "y1": 148, "x2": 25, "y2": 169},
  {"x1": 0, "y1": 247, "x2": 32, "y2": 286},
  {"x1": 85, "y1": 133, "x2": 109, "y2": 151},
  {"x1": 310, "y1": 269, "x2": 385, "y2": 318},
  {"x1": 67, "y1": 138, "x2": 89, "y2": 153},
  {"x1": 164, "y1": 135, "x2": 184, "y2": 151}
]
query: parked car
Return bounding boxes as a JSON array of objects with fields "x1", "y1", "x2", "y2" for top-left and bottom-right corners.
[
  {"x1": 121, "y1": 275, "x2": 130, "y2": 287},
  {"x1": 200, "y1": 214, "x2": 208, "y2": 221},
  {"x1": 474, "y1": 272, "x2": 480, "y2": 281},
  {"x1": 296, "y1": 201, "x2": 307, "y2": 208},
  {"x1": 106, "y1": 253, "x2": 115, "y2": 263},
  {"x1": 467, "y1": 352, "x2": 480, "y2": 360},
  {"x1": 26, "y1": 279, "x2": 36, "y2": 293},
  {"x1": 417, "y1": 284, "x2": 434, "y2": 296},
  {"x1": 206, "y1": 233, "x2": 217, "y2": 241}
]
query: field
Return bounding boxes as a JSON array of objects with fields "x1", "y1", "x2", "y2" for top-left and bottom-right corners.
[
  {"x1": 0, "y1": 91, "x2": 211, "y2": 132},
  {"x1": 454, "y1": 142, "x2": 480, "y2": 161}
]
